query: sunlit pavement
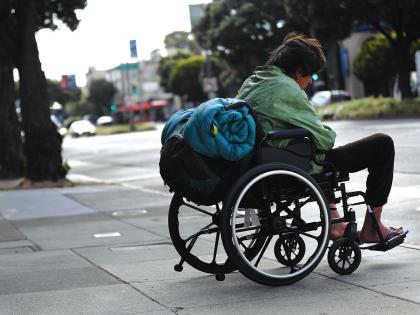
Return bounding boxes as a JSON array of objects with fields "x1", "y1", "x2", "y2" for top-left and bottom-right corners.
[{"x1": 0, "y1": 119, "x2": 419, "y2": 314}]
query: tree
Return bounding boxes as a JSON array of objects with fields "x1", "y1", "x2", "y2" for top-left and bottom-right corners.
[
  {"x1": 164, "y1": 31, "x2": 201, "y2": 54},
  {"x1": 353, "y1": 34, "x2": 420, "y2": 96},
  {"x1": 0, "y1": 0, "x2": 23, "y2": 178},
  {"x1": 169, "y1": 55, "x2": 206, "y2": 103},
  {"x1": 283, "y1": 0, "x2": 420, "y2": 98},
  {"x1": 353, "y1": 35, "x2": 397, "y2": 96},
  {"x1": 0, "y1": 58, "x2": 23, "y2": 178},
  {"x1": 193, "y1": 0, "x2": 292, "y2": 91},
  {"x1": 88, "y1": 79, "x2": 116, "y2": 116},
  {"x1": 349, "y1": 0, "x2": 420, "y2": 98},
  {"x1": 1, "y1": 0, "x2": 87, "y2": 181},
  {"x1": 158, "y1": 51, "x2": 192, "y2": 92}
]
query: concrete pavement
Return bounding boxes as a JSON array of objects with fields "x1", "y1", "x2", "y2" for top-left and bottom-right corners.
[{"x1": 1, "y1": 180, "x2": 420, "y2": 314}]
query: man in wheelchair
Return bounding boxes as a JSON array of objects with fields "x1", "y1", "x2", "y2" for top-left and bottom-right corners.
[
  {"x1": 163, "y1": 32, "x2": 408, "y2": 286},
  {"x1": 235, "y1": 32, "x2": 405, "y2": 245}
]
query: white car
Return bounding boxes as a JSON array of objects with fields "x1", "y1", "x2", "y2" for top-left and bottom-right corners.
[
  {"x1": 310, "y1": 90, "x2": 351, "y2": 107},
  {"x1": 96, "y1": 116, "x2": 113, "y2": 126},
  {"x1": 69, "y1": 120, "x2": 96, "y2": 137}
]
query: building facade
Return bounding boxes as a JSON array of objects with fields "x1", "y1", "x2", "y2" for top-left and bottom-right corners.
[{"x1": 86, "y1": 51, "x2": 171, "y2": 106}]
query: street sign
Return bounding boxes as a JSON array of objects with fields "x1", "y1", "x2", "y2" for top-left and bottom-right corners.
[
  {"x1": 203, "y1": 77, "x2": 218, "y2": 93},
  {"x1": 130, "y1": 40, "x2": 137, "y2": 58}
]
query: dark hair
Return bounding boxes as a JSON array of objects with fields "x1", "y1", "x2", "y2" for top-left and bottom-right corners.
[{"x1": 266, "y1": 32, "x2": 326, "y2": 77}]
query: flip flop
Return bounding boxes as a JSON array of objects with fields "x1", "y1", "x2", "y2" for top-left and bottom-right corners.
[
  {"x1": 384, "y1": 227, "x2": 404, "y2": 241},
  {"x1": 359, "y1": 226, "x2": 404, "y2": 244}
]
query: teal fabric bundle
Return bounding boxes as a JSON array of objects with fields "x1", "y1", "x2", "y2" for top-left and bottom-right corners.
[
  {"x1": 161, "y1": 108, "x2": 194, "y2": 145},
  {"x1": 183, "y1": 98, "x2": 256, "y2": 161}
]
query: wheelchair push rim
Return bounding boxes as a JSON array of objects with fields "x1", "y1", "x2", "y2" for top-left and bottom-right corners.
[{"x1": 222, "y1": 163, "x2": 330, "y2": 286}]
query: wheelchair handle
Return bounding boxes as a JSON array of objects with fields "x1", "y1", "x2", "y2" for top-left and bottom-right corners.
[{"x1": 265, "y1": 128, "x2": 312, "y2": 141}]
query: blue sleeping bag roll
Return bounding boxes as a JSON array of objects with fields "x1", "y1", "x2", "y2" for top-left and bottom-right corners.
[{"x1": 183, "y1": 98, "x2": 256, "y2": 161}]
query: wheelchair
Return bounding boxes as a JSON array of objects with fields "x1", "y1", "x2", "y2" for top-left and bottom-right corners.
[{"x1": 167, "y1": 127, "x2": 408, "y2": 286}]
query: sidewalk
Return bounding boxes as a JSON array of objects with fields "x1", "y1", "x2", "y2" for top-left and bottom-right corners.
[{"x1": 0, "y1": 183, "x2": 419, "y2": 314}]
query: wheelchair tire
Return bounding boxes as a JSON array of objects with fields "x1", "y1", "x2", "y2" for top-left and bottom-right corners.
[
  {"x1": 274, "y1": 234, "x2": 306, "y2": 267},
  {"x1": 328, "y1": 238, "x2": 361, "y2": 275},
  {"x1": 168, "y1": 194, "x2": 236, "y2": 275},
  {"x1": 221, "y1": 163, "x2": 330, "y2": 286}
]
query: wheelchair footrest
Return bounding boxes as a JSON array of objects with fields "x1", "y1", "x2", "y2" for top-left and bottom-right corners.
[{"x1": 362, "y1": 230, "x2": 409, "y2": 251}]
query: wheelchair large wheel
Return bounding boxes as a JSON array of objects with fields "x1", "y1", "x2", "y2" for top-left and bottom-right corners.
[
  {"x1": 168, "y1": 194, "x2": 236, "y2": 275},
  {"x1": 221, "y1": 163, "x2": 330, "y2": 286}
]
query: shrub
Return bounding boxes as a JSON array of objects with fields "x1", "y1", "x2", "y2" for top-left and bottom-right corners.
[{"x1": 317, "y1": 97, "x2": 420, "y2": 120}]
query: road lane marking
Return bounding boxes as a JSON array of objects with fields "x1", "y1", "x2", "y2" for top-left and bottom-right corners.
[
  {"x1": 111, "y1": 209, "x2": 148, "y2": 217},
  {"x1": 94, "y1": 232, "x2": 121, "y2": 238}
]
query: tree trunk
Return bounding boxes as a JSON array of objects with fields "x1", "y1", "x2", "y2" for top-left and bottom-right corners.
[
  {"x1": 395, "y1": 39, "x2": 412, "y2": 98},
  {"x1": 0, "y1": 2, "x2": 24, "y2": 179},
  {"x1": 0, "y1": 59, "x2": 24, "y2": 178},
  {"x1": 16, "y1": 0, "x2": 65, "y2": 181}
]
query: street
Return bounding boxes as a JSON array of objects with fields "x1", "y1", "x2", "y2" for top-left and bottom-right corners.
[
  {"x1": 64, "y1": 118, "x2": 420, "y2": 244},
  {"x1": 0, "y1": 119, "x2": 419, "y2": 314}
]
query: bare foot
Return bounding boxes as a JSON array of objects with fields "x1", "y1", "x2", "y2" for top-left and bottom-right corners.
[{"x1": 329, "y1": 207, "x2": 347, "y2": 240}]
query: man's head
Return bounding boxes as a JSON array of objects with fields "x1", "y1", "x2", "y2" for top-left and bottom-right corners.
[{"x1": 266, "y1": 32, "x2": 326, "y2": 89}]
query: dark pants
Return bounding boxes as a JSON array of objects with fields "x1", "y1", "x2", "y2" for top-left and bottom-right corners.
[{"x1": 324, "y1": 133, "x2": 395, "y2": 208}]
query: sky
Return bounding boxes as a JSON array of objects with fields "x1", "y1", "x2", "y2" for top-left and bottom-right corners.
[{"x1": 35, "y1": 0, "x2": 211, "y2": 87}]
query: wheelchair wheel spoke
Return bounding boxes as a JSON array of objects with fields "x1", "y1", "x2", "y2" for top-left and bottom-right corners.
[
  {"x1": 212, "y1": 231, "x2": 220, "y2": 263},
  {"x1": 235, "y1": 225, "x2": 261, "y2": 233},
  {"x1": 255, "y1": 235, "x2": 273, "y2": 267},
  {"x1": 288, "y1": 229, "x2": 319, "y2": 241},
  {"x1": 182, "y1": 201, "x2": 214, "y2": 216},
  {"x1": 281, "y1": 238, "x2": 293, "y2": 262},
  {"x1": 184, "y1": 222, "x2": 214, "y2": 242}
]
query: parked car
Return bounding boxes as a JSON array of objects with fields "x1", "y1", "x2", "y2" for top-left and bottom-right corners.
[
  {"x1": 310, "y1": 90, "x2": 351, "y2": 107},
  {"x1": 69, "y1": 120, "x2": 96, "y2": 137},
  {"x1": 96, "y1": 116, "x2": 113, "y2": 126}
]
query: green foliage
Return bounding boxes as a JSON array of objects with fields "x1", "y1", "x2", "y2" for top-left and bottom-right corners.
[
  {"x1": 158, "y1": 52, "x2": 192, "y2": 92},
  {"x1": 353, "y1": 35, "x2": 420, "y2": 96},
  {"x1": 317, "y1": 97, "x2": 420, "y2": 120},
  {"x1": 34, "y1": 0, "x2": 87, "y2": 31},
  {"x1": 353, "y1": 35, "x2": 396, "y2": 83},
  {"x1": 164, "y1": 31, "x2": 201, "y2": 54},
  {"x1": 168, "y1": 55, "x2": 206, "y2": 102},
  {"x1": 193, "y1": 0, "x2": 291, "y2": 83},
  {"x1": 283, "y1": 0, "x2": 353, "y2": 42},
  {"x1": 88, "y1": 79, "x2": 116, "y2": 116}
]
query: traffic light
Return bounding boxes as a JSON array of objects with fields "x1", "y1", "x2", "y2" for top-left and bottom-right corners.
[{"x1": 110, "y1": 104, "x2": 118, "y2": 111}]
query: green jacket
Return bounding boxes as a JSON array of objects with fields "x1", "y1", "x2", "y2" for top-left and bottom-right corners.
[{"x1": 236, "y1": 65, "x2": 336, "y2": 174}]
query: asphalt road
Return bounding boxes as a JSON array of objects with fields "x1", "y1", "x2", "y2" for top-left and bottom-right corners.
[{"x1": 63, "y1": 118, "x2": 420, "y2": 244}]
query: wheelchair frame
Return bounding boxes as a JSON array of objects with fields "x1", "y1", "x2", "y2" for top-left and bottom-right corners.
[{"x1": 167, "y1": 127, "x2": 408, "y2": 286}]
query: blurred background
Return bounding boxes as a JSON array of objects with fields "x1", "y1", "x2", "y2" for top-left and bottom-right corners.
[{"x1": 1, "y1": 0, "x2": 420, "y2": 182}]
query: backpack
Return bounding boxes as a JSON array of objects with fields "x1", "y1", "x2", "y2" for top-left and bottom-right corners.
[{"x1": 159, "y1": 132, "x2": 253, "y2": 205}]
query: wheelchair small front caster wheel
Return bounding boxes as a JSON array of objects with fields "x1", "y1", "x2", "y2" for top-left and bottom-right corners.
[
  {"x1": 174, "y1": 264, "x2": 183, "y2": 272},
  {"x1": 328, "y1": 238, "x2": 361, "y2": 275},
  {"x1": 274, "y1": 234, "x2": 306, "y2": 267},
  {"x1": 215, "y1": 273, "x2": 225, "y2": 281}
]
